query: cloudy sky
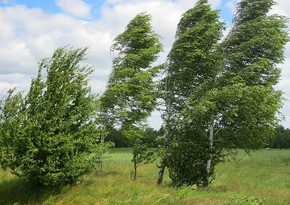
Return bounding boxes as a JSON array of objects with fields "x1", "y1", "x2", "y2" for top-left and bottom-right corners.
[{"x1": 0, "y1": 0, "x2": 289, "y2": 130}]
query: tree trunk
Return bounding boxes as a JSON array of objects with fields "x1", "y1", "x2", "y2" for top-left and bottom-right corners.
[
  {"x1": 97, "y1": 135, "x2": 105, "y2": 176},
  {"x1": 156, "y1": 112, "x2": 170, "y2": 184},
  {"x1": 97, "y1": 159, "x2": 103, "y2": 176},
  {"x1": 204, "y1": 116, "x2": 214, "y2": 187},
  {"x1": 133, "y1": 156, "x2": 137, "y2": 180},
  {"x1": 157, "y1": 166, "x2": 165, "y2": 184},
  {"x1": 157, "y1": 71, "x2": 172, "y2": 185}
]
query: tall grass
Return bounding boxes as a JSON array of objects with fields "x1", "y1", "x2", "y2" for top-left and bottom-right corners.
[{"x1": 0, "y1": 149, "x2": 290, "y2": 204}]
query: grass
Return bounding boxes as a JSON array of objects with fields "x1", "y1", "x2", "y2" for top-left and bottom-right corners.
[{"x1": 0, "y1": 149, "x2": 290, "y2": 204}]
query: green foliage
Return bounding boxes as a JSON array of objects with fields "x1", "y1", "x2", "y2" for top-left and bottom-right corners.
[
  {"x1": 162, "y1": 0, "x2": 224, "y2": 112},
  {"x1": 142, "y1": 127, "x2": 160, "y2": 147},
  {"x1": 0, "y1": 89, "x2": 26, "y2": 173},
  {"x1": 0, "y1": 47, "x2": 108, "y2": 187},
  {"x1": 100, "y1": 12, "x2": 163, "y2": 129},
  {"x1": 100, "y1": 13, "x2": 163, "y2": 179},
  {"x1": 122, "y1": 126, "x2": 156, "y2": 180},
  {"x1": 160, "y1": 0, "x2": 289, "y2": 187},
  {"x1": 186, "y1": 84, "x2": 282, "y2": 150},
  {"x1": 228, "y1": 194, "x2": 265, "y2": 205},
  {"x1": 166, "y1": 131, "x2": 221, "y2": 187},
  {"x1": 105, "y1": 127, "x2": 159, "y2": 148},
  {"x1": 105, "y1": 129, "x2": 132, "y2": 147},
  {"x1": 222, "y1": 1, "x2": 289, "y2": 87},
  {"x1": 269, "y1": 125, "x2": 290, "y2": 148},
  {"x1": 160, "y1": 0, "x2": 225, "y2": 187}
]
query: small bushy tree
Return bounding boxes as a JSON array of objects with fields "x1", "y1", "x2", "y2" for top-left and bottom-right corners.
[
  {"x1": 0, "y1": 47, "x2": 108, "y2": 187},
  {"x1": 100, "y1": 13, "x2": 163, "y2": 179}
]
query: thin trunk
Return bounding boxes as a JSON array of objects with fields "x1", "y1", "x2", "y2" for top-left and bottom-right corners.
[
  {"x1": 97, "y1": 135, "x2": 105, "y2": 176},
  {"x1": 156, "y1": 111, "x2": 170, "y2": 184},
  {"x1": 97, "y1": 108, "x2": 107, "y2": 176},
  {"x1": 133, "y1": 156, "x2": 137, "y2": 180},
  {"x1": 204, "y1": 116, "x2": 214, "y2": 187},
  {"x1": 157, "y1": 99, "x2": 170, "y2": 184},
  {"x1": 157, "y1": 75, "x2": 171, "y2": 184},
  {"x1": 157, "y1": 166, "x2": 165, "y2": 184},
  {"x1": 97, "y1": 159, "x2": 103, "y2": 176}
]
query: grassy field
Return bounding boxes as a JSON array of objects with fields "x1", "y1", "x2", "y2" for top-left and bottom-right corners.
[{"x1": 0, "y1": 149, "x2": 290, "y2": 205}]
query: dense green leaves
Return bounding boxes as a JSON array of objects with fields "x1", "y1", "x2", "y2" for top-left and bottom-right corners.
[
  {"x1": 100, "y1": 13, "x2": 163, "y2": 179},
  {"x1": 101, "y1": 13, "x2": 163, "y2": 128},
  {"x1": 269, "y1": 125, "x2": 290, "y2": 148},
  {"x1": 0, "y1": 47, "x2": 107, "y2": 187},
  {"x1": 160, "y1": 0, "x2": 289, "y2": 187},
  {"x1": 222, "y1": 1, "x2": 289, "y2": 86},
  {"x1": 0, "y1": 90, "x2": 26, "y2": 173},
  {"x1": 159, "y1": 0, "x2": 224, "y2": 186}
]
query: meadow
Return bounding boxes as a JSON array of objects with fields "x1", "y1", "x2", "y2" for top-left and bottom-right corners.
[{"x1": 0, "y1": 149, "x2": 290, "y2": 205}]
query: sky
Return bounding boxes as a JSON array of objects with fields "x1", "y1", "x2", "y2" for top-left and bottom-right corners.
[{"x1": 0, "y1": 0, "x2": 289, "y2": 130}]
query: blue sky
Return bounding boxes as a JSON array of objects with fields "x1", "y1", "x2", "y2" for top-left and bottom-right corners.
[
  {"x1": 0, "y1": 0, "x2": 289, "y2": 129},
  {"x1": 0, "y1": 0, "x2": 234, "y2": 20},
  {"x1": 0, "y1": 0, "x2": 105, "y2": 18}
]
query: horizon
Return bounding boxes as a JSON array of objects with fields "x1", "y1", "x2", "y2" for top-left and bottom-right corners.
[{"x1": 0, "y1": 0, "x2": 289, "y2": 130}]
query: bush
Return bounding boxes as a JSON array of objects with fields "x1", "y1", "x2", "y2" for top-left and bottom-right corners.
[{"x1": 0, "y1": 47, "x2": 108, "y2": 187}]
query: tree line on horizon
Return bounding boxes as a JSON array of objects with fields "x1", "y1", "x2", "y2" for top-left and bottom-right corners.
[
  {"x1": 106, "y1": 125, "x2": 290, "y2": 149},
  {"x1": 0, "y1": 0, "x2": 289, "y2": 188}
]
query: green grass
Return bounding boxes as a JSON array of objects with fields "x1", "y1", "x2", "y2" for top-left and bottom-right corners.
[{"x1": 0, "y1": 149, "x2": 290, "y2": 204}]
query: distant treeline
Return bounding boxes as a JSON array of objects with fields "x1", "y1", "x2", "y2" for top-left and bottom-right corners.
[
  {"x1": 105, "y1": 127, "x2": 163, "y2": 148},
  {"x1": 269, "y1": 125, "x2": 290, "y2": 149},
  {"x1": 106, "y1": 125, "x2": 290, "y2": 149}
]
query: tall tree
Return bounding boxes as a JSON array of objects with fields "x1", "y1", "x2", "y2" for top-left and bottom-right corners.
[
  {"x1": 159, "y1": 0, "x2": 289, "y2": 187},
  {"x1": 100, "y1": 13, "x2": 163, "y2": 180},
  {"x1": 0, "y1": 47, "x2": 108, "y2": 187},
  {"x1": 157, "y1": 0, "x2": 224, "y2": 185}
]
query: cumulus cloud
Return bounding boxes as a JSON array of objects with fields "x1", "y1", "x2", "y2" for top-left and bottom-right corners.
[
  {"x1": 56, "y1": 0, "x2": 92, "y2": 17},
  {"x1": 0, "y1": 4, "x2": 113, "y2": 96},
  {"x1": 0, "y1": 0, "x2": 289, "y2": 129}
]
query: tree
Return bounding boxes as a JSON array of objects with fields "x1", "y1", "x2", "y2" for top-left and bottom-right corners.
[
  {"x1": 142, "y1": 127, "x2": 160, "y2": 147},
  {"x1": 100, "y1": 13, "x2": 163, "y2": 180},
  {"x1": 157, "y1": 0, "x2": 224, "y2": 185},
  {"x1": 269, "y1": 125, "x2": 290, "y2": 148},
  {"x1": 159, "y1": 0, "x2": 289, "y2": 187},
  {"x1": 0, "y1": 47, "x2": 108, "y2": 187},
  {"x1": 105, "y1": 129, "x2": 131, "y2": 147}
]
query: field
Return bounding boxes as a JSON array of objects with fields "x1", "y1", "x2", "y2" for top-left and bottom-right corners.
[{"x1": 0, "y1": 149, "x2": 290, "y2": 205}]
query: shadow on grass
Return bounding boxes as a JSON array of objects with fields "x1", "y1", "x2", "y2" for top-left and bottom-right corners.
[{"x1": 0, "y1": 177, "x2": 63, "y2": 205}]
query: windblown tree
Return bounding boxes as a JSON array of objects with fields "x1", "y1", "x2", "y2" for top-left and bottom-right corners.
[
  {"x1": 100, "y1": 13, "x2": 163, "y2": 180},
  {"x1": 0, "y1": 47, "x2": 107, "y2": 187},
  {"x1": 157, "y1": 0, "x2": 224, "y2": 186},
  {"x1": 159, "y1": 0, "x2": 289, "y2": 187}
]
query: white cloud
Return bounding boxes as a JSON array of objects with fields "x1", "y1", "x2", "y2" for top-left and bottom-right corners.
[
  {"x1": 0, "y1": 0, "x2": 289, "y2": 129},
  {"x1": 0, "y1": 73, "x2": 32, "y2": 96},
  {"x1": 56, "y1": 0, "x2": 92, "y2": 17},
  {"x1": 225, "y1": 0, "x2": 237, "y2": 13},
  {"x1": 0, "y1": 4, "x2": 113, "y2": 95},
  {"x1": 0, "y1": 41, "x2": 36, "y2": 74}
]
